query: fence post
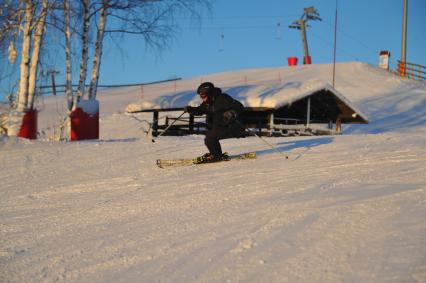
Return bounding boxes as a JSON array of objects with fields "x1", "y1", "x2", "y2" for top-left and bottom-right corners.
[
  {"x1": 398, "y1": 60, "x2": 406, "y2": 77},
  {"x1": 419, "y1": 65, "x2": 421, "y2": 80},
  {"x1": 397, "y1": 60, "x2": 425, "y2": 81},
  {"x1": 152, "y1": 111, "x2": 159, "y2": 137}
]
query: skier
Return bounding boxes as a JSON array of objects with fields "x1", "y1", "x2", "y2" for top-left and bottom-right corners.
[{"x1": 185, "y1": 82, "x2": 245, "y2": 163}]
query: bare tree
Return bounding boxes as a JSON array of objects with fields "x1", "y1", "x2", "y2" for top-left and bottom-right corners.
[
  {"x1": 2, "y1": 0, "x2": 211, "y2": 137},
  {"x1": 63, "y1": 0, "x2": 73, "y2": 111},
  {"x1": 16, "y1": 0, "x2": 33, "y2": 111},
  {"x1": 47, "y1": 0, "x2": 85, "y2": 112},
  {"x1": 3, "y1": 0, "x2": 51, "y2": 111},
  {"x1": 27, "y1": 0, "x2": 49, "y2": 109},
  {"x1": 0, "y1": 1, "x2": 21, "y2": 109},
  {"x1": 0, "y1": 0, "x2": 21, "y2": 54},
  {"x1": 106, "y1": 0, "x2": 210, "y2": 49},
  {"x1": 58, "y1": 0, "x2": 212, "y2": 105},
  {"x1": 80, "y1": 0, "x2": 212, "y2": 101},
  {"x1": 75, "y1": 0, "x2": 91, "y2": 107},
  {"x1": 87, "y1": 0, "x2": 108, "y2": 100}
]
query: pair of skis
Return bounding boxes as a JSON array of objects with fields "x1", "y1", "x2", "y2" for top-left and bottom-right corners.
[{"x1": 156, "y1": 152, "x2": 256, "y2": 168}]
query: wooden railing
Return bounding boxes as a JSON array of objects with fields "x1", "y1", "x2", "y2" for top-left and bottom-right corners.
[{"x1": 397, "y1": 60, "x2": 426, "y2": 81}]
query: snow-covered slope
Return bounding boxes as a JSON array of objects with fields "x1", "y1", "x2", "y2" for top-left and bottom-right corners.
[{"x1": 1, "y1": 62, "x2": 425, "y2": 282}]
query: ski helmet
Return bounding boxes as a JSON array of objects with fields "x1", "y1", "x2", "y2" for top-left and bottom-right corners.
[{"x1": 197, "y1": 82, "x2": 215, "y2": 97}]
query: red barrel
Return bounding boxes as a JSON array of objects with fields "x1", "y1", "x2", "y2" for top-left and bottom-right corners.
[
  {"x1": 304, "y1": 55, "x2": 312, "y2": 65},
  {"x1": 18, "y1": 109, "x2": 38, "y2": 139},
  {"x1": 287, "y1": 57, "x2": 298, "y2": 66},
  {"x1": 70, "y1": 102, "x2": 99, "y2": 140}
]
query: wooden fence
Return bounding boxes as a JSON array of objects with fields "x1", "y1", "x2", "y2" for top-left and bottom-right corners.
[{"x1": 397, "y1": 60, "x2": 426, "y2": 81}]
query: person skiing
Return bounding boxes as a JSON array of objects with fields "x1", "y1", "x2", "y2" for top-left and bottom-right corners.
[{"x1": 185, "y1": 82, "x2": 245, "y2": 163}]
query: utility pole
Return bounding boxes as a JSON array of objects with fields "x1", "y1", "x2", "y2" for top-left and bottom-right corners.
[
  {"x1": 400, "y1": 0, "x2": 408, "y2": 76},
  {"x1": 289, "y1": 6, "x2": 321, "y2": 64},
  {"x1": 300, "y1": 19, "x2": 309, "y2": 62},
  {"x1": 332, "y1": 0, "x2": 338, "y2": 87},
  {"x1": 50, "y1": 70, "x2": 60, "y2": 96},
  {"x1": 42, "y1": 69, "x2": 60, "y2": 96}
]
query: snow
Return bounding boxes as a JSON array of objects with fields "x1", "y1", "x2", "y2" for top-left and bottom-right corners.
[
  {"x1": 1, "y1": 62, "x2": 426, "y2": 282},
  {"x1": 6, "y1": 110, "x2": 25, "y2": 136}
]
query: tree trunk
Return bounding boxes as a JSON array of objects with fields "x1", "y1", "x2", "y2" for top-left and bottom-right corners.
[
  {"x1": 16, "y1": 0, "x2": 33, "y2": 111},
  {"x1": 64, "y1": 0, "x2": 73, "y2": 112},
  {"x1": 88, "y1": 0, "x2": 108, "y2": 100},
  {"x1": 76, "y1": 0, "x2": 90, "y2": 107},
  {"x1": 27, "y1": 0, "x2": 49, "y2": 109}
]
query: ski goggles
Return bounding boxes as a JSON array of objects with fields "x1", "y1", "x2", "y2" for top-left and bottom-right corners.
[{"x1": 198, "y1": 90, "x2": 208, "y2": 99}]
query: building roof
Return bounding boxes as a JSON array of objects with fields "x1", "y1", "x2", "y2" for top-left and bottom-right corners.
[{"x1": 126, "y1": 78, "x2": 368, "y2": 124}]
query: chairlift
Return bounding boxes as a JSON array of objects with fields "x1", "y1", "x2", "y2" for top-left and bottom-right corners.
[
  {"x1": 218, "y1": 32, "x2": 224, "y2": 52},
  {"x1": 276, "y1": 22, "x2": 282, "y2": 40}
]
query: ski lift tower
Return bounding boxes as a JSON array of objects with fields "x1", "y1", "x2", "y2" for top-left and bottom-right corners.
[{"x1": 289, "y1": 6, "x2": 322, "y2": 64}]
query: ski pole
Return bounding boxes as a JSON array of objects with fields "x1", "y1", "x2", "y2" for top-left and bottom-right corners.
[
  {"x1": 151, "y1": 111, "x2": 186, "y2": 143},
  {"x1": 237, "y1": 121, "x2": 288, "y2": 159}
]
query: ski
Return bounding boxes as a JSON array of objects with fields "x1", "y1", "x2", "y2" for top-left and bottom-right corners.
[{"x1": 156, "y1": 152, "x2": 256, "y2": 168}]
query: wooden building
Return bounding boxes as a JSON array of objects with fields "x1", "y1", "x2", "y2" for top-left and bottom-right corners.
[{"x1": 126, "y1": 80, "x2": 368, "y2": 137}]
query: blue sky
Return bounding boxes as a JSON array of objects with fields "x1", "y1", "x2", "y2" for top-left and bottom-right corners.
[
  {"x1": 98, "y1": 0, "x2": 425, "y2": 84},
  {"x1": 1, "y1": 0, "x2": 425, "y2": 101}
]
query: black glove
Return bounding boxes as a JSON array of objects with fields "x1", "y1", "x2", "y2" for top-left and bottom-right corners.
[
  {"x1": 223, "y1": 110, "x2": 237, "y2": 125},
  {"x1": 184, "y1": 106, "x2": 195, "y2": 114}
]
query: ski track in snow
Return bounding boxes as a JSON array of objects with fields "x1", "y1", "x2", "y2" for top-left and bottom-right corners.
[{"x1": 1, "y1": 63, "x2": 426, "y2": 282}]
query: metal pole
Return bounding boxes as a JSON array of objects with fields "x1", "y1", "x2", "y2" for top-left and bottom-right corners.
[
  {"x1": 300, "y1": 20, "x2": 310, "y2": 62},
  {"x1": 151, "y1": 111, "x2": 186, "y2": 143},
  {"x1": 236, "y1": 121, "x2": 288, "y2": 159},
  {"x1": 50, "y1": 72, "x2": 57, "y2": 96},
  {"x1": 332, "y1": 0, "x2": 338, "y2": 87},
  {"x1": 306, "y1": 97, "x2": 311, "y2": 128},
  {"x1": 401, "y1": 0, "x2": 408, "y2": 74}
]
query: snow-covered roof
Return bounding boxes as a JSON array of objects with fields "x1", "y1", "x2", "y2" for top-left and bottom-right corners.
[{"x1": 126, "y1": 75, "x2": 368, "y2": 124}]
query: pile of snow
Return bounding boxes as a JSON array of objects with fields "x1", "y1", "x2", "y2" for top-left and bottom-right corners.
[{"x1": 1, "y1": 62, "x2": 425, "y2": 282}]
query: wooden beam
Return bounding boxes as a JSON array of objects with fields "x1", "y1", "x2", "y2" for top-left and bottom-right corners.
[
  {"x1": 267, "y1": 112, "x2": 274, "y2": 136},
  {"x1": 335, "y1": 115, "x2": 341, "y2": 133},
  {"x1": 189, "y1": 114, "x2": 194, "y2": 134},
  {"x1": 306, "y1": 97, "x2": 311, "y2": 127},
  {"x1": 152, "y1": 111, "x2": 159, "y2": 137}
]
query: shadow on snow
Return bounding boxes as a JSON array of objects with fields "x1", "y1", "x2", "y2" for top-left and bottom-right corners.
[{"x1": 254, "y1": 136, "x2": 334, "y2": 158}]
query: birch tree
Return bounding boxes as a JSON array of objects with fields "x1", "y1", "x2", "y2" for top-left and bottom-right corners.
[
  {"x1": 76, "y1": 0, "x2": 212, "y2": 102},
  {"x1": 5, "y1": 0, "x2": 50, "y2": 111},
  {"x1": 87, "y1": 0, "x2": 108, "y2": 100},
  {"x1": 16, "y1": 0, "x2": 33, "y2": 111},
  {"x1": 63, "y1": 0, "x2": 73, "y2": 111},
  {"x1": 3, "y1": 0, "x2": 211, "y2": 113},
  {"x1": 0, "y1": 0, "x2": 21, "y2": 58},
  {"x1": 76, "y1": 0, "x2": 90, "y2": 107},
  {"x1": 53, "y1": 0, "x2": 84, "y2": 111},
  {"x1": 27, "y1": 0, "x2": 49, "y2": 109}
]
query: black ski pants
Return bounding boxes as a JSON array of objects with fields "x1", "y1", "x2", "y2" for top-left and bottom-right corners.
[{"x1": 204, "y1": 123, "x2": 244, "y2": 157}]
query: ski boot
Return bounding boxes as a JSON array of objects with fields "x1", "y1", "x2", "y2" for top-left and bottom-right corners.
[{"x1": 195, "y1": 153, "x2": 230, "y2": 164}]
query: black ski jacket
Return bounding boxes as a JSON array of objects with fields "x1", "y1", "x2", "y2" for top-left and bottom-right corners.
[{"x1": 190, "y1": 87, "x2": 244, "y2": 129}]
